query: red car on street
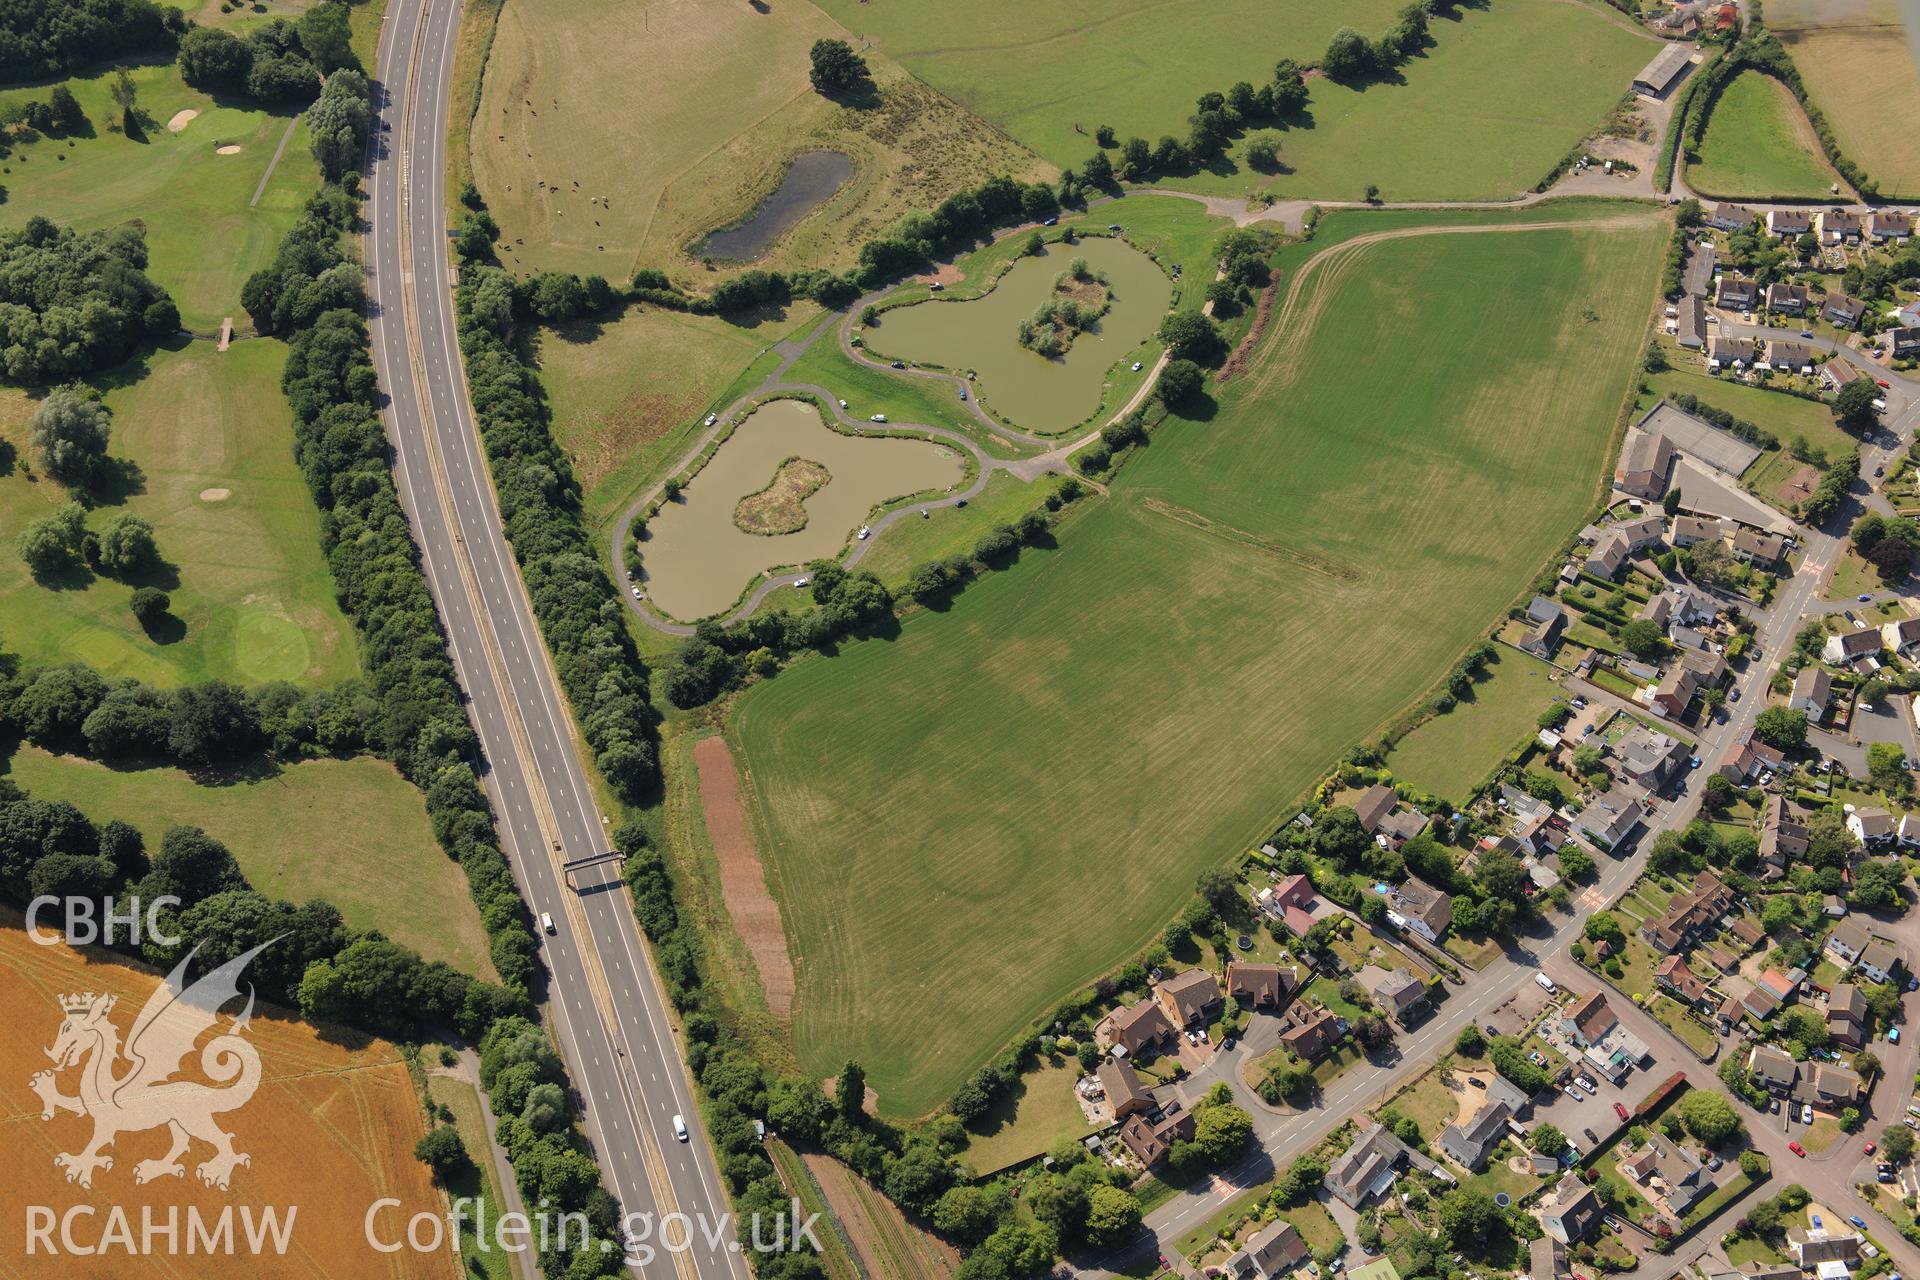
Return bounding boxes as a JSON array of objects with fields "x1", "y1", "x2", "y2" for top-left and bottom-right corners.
[
  {"x1": 1865, "y1": 1141, "x2": 1878, "y2": 1155},
  {"x1": 1790, "y1": 1141, "x2": 1807, "y2": 1157},
  {"x1": 1614, "y1": 1102, "x2": 1630, "y2": 1120}
]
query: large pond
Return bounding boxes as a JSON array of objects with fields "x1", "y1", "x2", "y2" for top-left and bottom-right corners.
[
  {"x1": 869, "y1": 235, "x2": 1173, "y2": 434},
  {"x1": 699, "y1": 151, "x2": 854, "y2": 261},
  {"x1": 638, "y1": 399, "x2": 964, "y2": 620}
]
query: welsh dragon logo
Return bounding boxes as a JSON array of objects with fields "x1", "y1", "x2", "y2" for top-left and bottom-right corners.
[{"x1": 29, "y1": 940, "x2": 275, "y2": 1191}]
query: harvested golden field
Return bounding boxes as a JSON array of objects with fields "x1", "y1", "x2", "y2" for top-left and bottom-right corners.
[
  {"x1": 468, "y1": 0, "x2": 1046, "y2": 279},
  {"x1": 0, "y1": 917, "x2": 456, "y2": 1278},
  {"x1": 1771, "y1": 0, "x2": 1920, "y2": 197}
]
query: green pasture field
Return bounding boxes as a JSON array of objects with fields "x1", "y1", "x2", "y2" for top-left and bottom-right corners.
[
  {"x1": 536, "y1": 302, "x2": 803, "y2": 531},
  {"x1": 1643, "y1": 361, "x2": 1845, "y2": 453},
  {"x1": 0, "y1": 340, "x2": 357, "y2": 688},
  {"x1": 8, "y1": 746, "x2": 495, "y2": 976},
  {"x1": 425, "y1": 1074, "x2": 515, "y2": 1280},
  {"x1": 730, "y1": 206, "x2": 1667, "y2": 1115},
  {"x1": 1386, "y1": 648, "x2": 1561, "y2": 804},
  {"x1": 1688, "y1": 70, "x2": 1842, "y2": 200},
  {"x1": 469, "y1": 0, "x2": 1046, "y2": 280},
  {"x1": 0, "y1": 62, "x2": 320, "y2": 331},
  {"x1": 1772, "y1": 0, "x2": 1920, "y2": 199},
  {"x1": 1169, "y1": 0, "x2": 1656, "y2": 202}
]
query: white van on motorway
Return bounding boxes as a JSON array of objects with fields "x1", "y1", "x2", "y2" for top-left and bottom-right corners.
[
  {"x1": 673, "y1": 1114, "x2": 690, "y2": 1142},
  {"x1": 541, "y1": 912, "x2": 556, "y2": 935}
]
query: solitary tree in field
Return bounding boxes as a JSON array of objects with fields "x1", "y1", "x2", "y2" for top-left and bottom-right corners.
[
  {"x1": 1245, "y1": 134, "x2": 1282, "y2": 172},
  {"x1": 809, "y1": 39, "x2": 868, "y2": 96},
  {"x1": 30, "y1": 388, "x2": 112, "y2": 486}
]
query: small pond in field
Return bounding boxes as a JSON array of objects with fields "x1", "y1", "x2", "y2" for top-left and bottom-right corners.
[
  {"x1": 699, "y1": 150, "x2": 854, "y2": 260},
  {"x1": 637, "y1": 398, "x2": 964, "y2": 621},
  {"x1": 867, "y1": 235, "x2": 1172, "y2": 434}
]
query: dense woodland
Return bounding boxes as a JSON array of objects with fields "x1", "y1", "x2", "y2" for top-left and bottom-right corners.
[{"x1": 0, "y1": 0, "x2": 180, "y2": 81}]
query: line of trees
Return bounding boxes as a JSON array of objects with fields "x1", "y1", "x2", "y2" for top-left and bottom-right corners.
[
  {"x1": 0, "y1": 218, "x2": 177, "y2": 384},
  {"x1": 176, "y1": 3, "x2": 355, "y2": 105},
  {"x1": 0, "y1": 0, "x2": 182, "y2": 80}
]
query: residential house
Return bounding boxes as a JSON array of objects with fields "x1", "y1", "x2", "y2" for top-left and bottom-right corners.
[
  {"x1": 1670, "y1": 515, "x2": 1724, "y2": 548},
  {"x1": 1715, "y1": 276, "x2": 1759, "y2": 310},
  {"x1": 1823, "y1": 625, "x2": 1883, "y2": 666},
  {"x1": 1789, "y1": 666, "x2": 1832, "y2": 716},
  {"x1": 1809, "y1": 1064, "x2": 1863, "y2": 1107},
  {"x1": 1110, "y1": 997, "x2": 1178, "y2": 1055},
  {"x1": 1817, "y1": 209, "x2": 1863, "y2": 244},
  {"x1": 1221, "y1": 1219, "x2": 1309, "y2": 1280},
  {"x1": 1788, "y1": 1228, "x2": 1863, "y2": 1269},
  {"x1": 1260, "y1": 874, "x2": 1319, "y2": 936},
  {"x1": 1376, "y1": 807, "x2": 1428, "y2": 849},
  {"x1": 1528, "y1": 1237, "x2": 1571, "y2": 1280},
  {"x1": 1760, "y1": 796, "x2": 1809, "y2": 880},
  {"x1": 1560, "y1": 991, "x2": 1619, "y2": 1048},
  {"x1": 1763, "y1": 340, "x2": 1817, "y2": 373},
  {"x1": 1651, "y1": 660, "x2": 1706, "y2": 719},
  {"x1": 1740, "y1": 1264, "x2": 1803, "y2": 1280},
  {"x1": 1327, "y1": 1122, "x2": 1419, "y2": 1209},
  {"x1": 1353, "y1": 784, "x2": 1398, "y2": 833},
  {"x1": 1889, "y1": 327, "x2": 1920, "y2": 359},
  {"x1": 1654, "y1": 954, "x2": 1710, "y2": 1008},
  {"x1": 1616, "y1": 432, "x2": 1679, "y2": 499},
  {"x1": 1616, "y1": 724, "x2": 1691, "y2": 790},
  {"x1": 1706, "y1": 202, "x2": 1755, "y2": 232},
  {"x1": 1821, "y1": 358, "x2": 1865, "y2": 391},
  {"x1": 1767, "y1": 208, "x2": 1813, "y2": 238},
  {"x1": 1521, "y1": 597, "x2": 1567, "y2": 660},
  {"x1": 1358, "y1": 965, "x2": 1427, "y2": 1024},
  {"x1": 1536, "y1": 1173, "x2": 1604, "y2": 1245},
  {"x1": 1848, "y1": 806, "x2": 1896, "y2": 848},
  {"x1": 1901, "y1": 813, "x2": 1920, "y2": 848},
  {"x1": 1683, "y1": 242, "x2": 1717, "y2": 297},
  {"x1": 1730, "y1": 526, "x2": 1787, "y2": 568},
  {"x1": 1882, "y1": 615, "x2": 1920, "y2": 658},
  {"x1": 1749, "y1": 1044, "x2": 1798, "y2": 1094},
  {"x1": 1616, "y1": 514, "x2": 1669, "y2": 553},
  {"x1": 1706, "y1": 335, "x2": 1757, "y2": 370},
  {"x1": 1728, "y1": 916, "x2": 1764, "y2": 949},
  {"x1": 1118, "y1": 1104, "x2": 1196, "y2": 1168},
  {"x1": 1640, "y1": 870, "x2": 1735, "y2": 953},
  {"x1": 1633, "y1": 42, "x2": 1693, "y2": 96},
  {"x1": 1827, "y1": 920, "x2": 1871, "y2": 967},
  {"x1": 1676, "y1": 293, "x2": 1707, "y2": 349},
  {"x1": 1624, "y1": 1135, "x2": 1713, "y2": 1214},
  {"x1": 1868, "y1": 210, "x2": 1913, "y2": 242},
  {"x1": 1386, "y1": 877, "x2": 1453, "y2": 943},
  {"x1": 1823, "y1": 293, "x2": 1868, "y2": 329},
  {"x1": 1857, "y1": 937, "x2": 1900, "y2": 984},
  {"x1": 1441, "y1": 1100, "x2": 1513, "y2": 1171},
  {"x1": 1721, "y1": 731, "x2": 1787, "y2": 784},
  {"x1": 1277, "y1": 1001, "x2": 1347, "y2": 1061},
  {"x1": 1156, "y1": 969, "x2": 1222, "y2": 1029},
  {"x1": 1098, "y1": 1058, "x2": 1153, "y2": 1121},
  {"x1": 1226, "y1": 961, "x2": 1300, "y2": 1012},
  {"x1": 1826, "y1": 983, "x2": 1869, "y2": 1048},
  {"x1": 1765, "y1": 281, "x2": 1810, "y2": 314},
  {"x1": 1585, "y1": 531, "x2": 1630, "y2": 579},
  {"x1": 1572, "y1": 784, "x2": 1652, "y2": 849}
]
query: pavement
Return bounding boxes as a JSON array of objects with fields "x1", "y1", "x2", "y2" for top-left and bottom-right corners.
[{"x1": 362, "y1": 1, "x2": 745, "y2": 1275}]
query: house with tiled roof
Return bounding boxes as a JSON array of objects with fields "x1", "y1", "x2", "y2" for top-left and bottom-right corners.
[
  {"x1": 1098, "y1": 1058, "x2": 1153, "y2": 1121},
  {"x1": 1221, "y1": 1219, "x2": 1309, "y2": 1280},
  {"x1": 1707, "y1": 202, "x2": 1754, "y2": 232},
  {"x1": 1848, "y1": 806, "x2": 1896, "y2": 848},
  {"x1": 1572, "y1": 785, "x2": 1651, "y2": 850},
  {"x1": 1823, "y1": 293, "x2": 1867, "y2": 329},
  {"x1": 1868, "y1": 210, "x2": 1913, "y2": 242},
  {"x1": 1536, "y1": 1173, "x2": 1603, "y2": 1244},
  {"x1": 1706, "y1": 335, "x2": 1756, "y2": 370},
  {"x1": 1715, "y1": 275, "x2": 1759, "y2": 310},
  {"x1": 1156, "y1": 969, "x2": 1221, "y2": 1029},
  {"x1": 1765, "y1": 281, "x2": 1810, "y2": 315},
  {"x1": 1823, "y1": 624, "x2": 1883, "y2": 666},
  {"x1": 1277, "y1": 1001, "x2": 1347, "y2": 1061},
  {"x1": 1640, "y1": 870, "x2": 1734, "y2": 953},
  {"x1": 1559, "y1": 991, "x2": 1619, "y2": 1048},
  {"x1": 1226, "y1": 962, "x2": 1300, "y2": 1012},
  {"x1": 1789, "y1": 666, "x2": 1831, "y2": 716},
  {"x1": 1327, "y1": 1122, "x2": 1421, "y2": 1208},
  {"x1": 1441, "y1": 1099, "x2": 1513, "y2": 1171},
  {"x1": 1767, "y1": 208, "x2": 1813, "y2": 237},
  {"x1": 1655, "y1": 954, "x2": 1710, "y2": 1007},
  {"x1": 1118, "y1": 1103, "x2": 1196, "y2": 1168},
  {"x1": 1110, "y1": 997, "x2": 1177, "y2": 1055},
  {"x1": 1749, "y1": 1043, "x2": 1797, "y2": 1093},
  {"x1": 1386, "y1": 877, "x2": 1452, "y2": 943},
  {"x1": 1359, "y1": 965, "x2": 1427, "y2": 1024},
  {"x1": 1827, "y1": 983, "x2": 1869, "y2": 1048},
  {"x1": 1857, "y1": 937, "x2": 1900, "y2": 984}
]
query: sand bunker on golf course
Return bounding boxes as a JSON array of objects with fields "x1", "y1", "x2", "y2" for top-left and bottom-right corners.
[
  {"x1": 166, "y1": 108, "x2": 198, "y2": 132},
  {"x1": 199, "y1": 488, "x2": 231, "y2": 502},
  {"x1": 216, "y1": 144, "x2": 243, "y2": 155}
]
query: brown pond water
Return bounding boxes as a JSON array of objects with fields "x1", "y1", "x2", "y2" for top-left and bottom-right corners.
[
  {"x1": 868, "y1": 235, "x2": 1173, "y2": 434},
  {"x1": 637, "y1": 399, "x2": 964, "y2": 620}
]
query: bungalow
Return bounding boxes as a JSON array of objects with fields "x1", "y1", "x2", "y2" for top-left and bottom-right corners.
[
  {"x1": 1376, "y1": 807, "x2": 1429, "y2": 849},
  {"x1": 1857, "y1": 937, "x2": 1900, "y2": 985},
  {"x1": 1441, "y1": 1099, "x2": 1513, "y2": 1171},
  {"x1": 1670, "y1": 515, "x2": 1724, "y2": 548},
  {"x1": 1788, "y1": 1228, "x2": 1863, "y2": 1269},
  {"x1": 1616, "y1": 514, "x2": 1669, "y2": 553},
  {"x1": 1749, "y1": 1043, "x2": 1798, "y2": 1094},
  {"x1": 1627, "y1": 1135, "x2": 1713, "y2": 1215},
  {"x1": 1821, "y1": 358, "x2": 1865, "y2": 391},
  {"x1": 1809, "y1": 1064, "x2": 1864, "y2": 1107},
  {"x1": 1728, "y1": 916, "x2": 1764, "y2": 948},
  {"x1": 1715, "y1": 276, "x2": 1759, "y2": 311},
  {"x1": 1826, "y1": 983, "x2": 1869, "y2": 1048},
  {"x1": 1868, "y1": 210, "x2": 1913, "y2": 242},
  {"x1": 1277, "y1": 1001, "x2": 1347, "y2": 1061},
  {"x1": 1730, "y1": 526, "x2": 1787, "y2": 568},
  {"x1": 1156, "y1": 969, "x2": 1222, "y2": 1029},
  {"x1": 1560, "y1": 991, "x2": 1619, "y2": 1049},
  {"x1": 1706, "y1": 335, "x2": 1757, "y2": 371},
  {"x1": 1765, "y1": 281, "x2": 1810, "y2": 315},
  {"x1": 1707, "y1": 202, "x2": 1755, "y2": 232},
  {"x1": 1743, "y1": 982, "x2": 1782, "y2": 1022},
  {"x1": 1655, "y1": 954, "x2": 1711, "y2": 1007},
  {"x1": 1826, "y1": 920, "x2": 1871, "y2": 967},
  {"x1": 1616, "y1": 432, "x2": 1678, "y2": 500},
  {"x1": 1881, "y1": 615, "x2": 1920, "y2": 657},
  {"x1": 1762, "y1": 340, "x2": 1818, "y2": 373},
  {"x1": 1386, "y1": 877, "x2": 1453, "y2": 943},
  {"x1": 1616, "y1": 724, "x2": 1690, "y2": 790},
  {"x1": 1226, "y1": 961, "x2": 1301, "y2": 1012},
  {"x1": 1573, "y1": 785, "x2": 1652, "y2": 849},
  {"x1": 1521, "y1": 596, "x2": 1568, "y2": 660},
  {"x1": 1641, "y1": 869, "x2": 1735, "y2": 953},
  {"x1": 1823, "y1": 625, "x2": 1883, "y2": 665},
  {"x1": 1098, "y1": 1058, "x2": 1153, "y2": 1121},
  {"x1": 1358, "y1": 964, "x2": 1427, "y2": 1024},
  {"x1": 1847, "y1": 806, "x2": 1897, "y2": 848},
  {"x1": 1722, "y1": 731, "x2": 1787, "y2": 784},
  {"x1": 1353, "y1": 784, "x2": 1398, "y2": 833},
  {"x1": 1676, "y1": 293, "x2": 1707, "y2": 349},
  {"x1": 1327, "y1": 1121, "x2": 1422, "y2": 1208},
  {"x1": 1118, "y1": 1104, "x2": 1196, "y2": 1168},
  {"x1": 1767, "y1": 208, "x2": 1813, "y2": 238},
  {"x1": 1110, "y1": 997, "x2": 1178, "y2": 1055},
  {"x1": 1788, "y1": 666, "x2": 1832, "y2": 715},
  {"x1": 1536, "y1": 1173, "x2": 1604, "y2": 1245},
  {"x1": 1683, "y1": 242, "x2": 1717, "y2": 298},
  {"x1": 1823, "y1": 293, "x2": 1868, "y2": 329},
  {"x1": 1817, "y1": 209, "x2": 1863, "y2": 244},
  {"x1": 1888, "y1": 327, "x2": 1920, "y2": 359},
  {"x1": 1221, "y1": 1219, "x2": 1309, "y2": 1280}
]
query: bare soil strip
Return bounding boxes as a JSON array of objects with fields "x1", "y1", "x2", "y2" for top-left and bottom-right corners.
[
  {"x1": 801, "y1": 1149, "x2": 958, "y2": 1280},
  {"x1": 692, "y1": 735, "x2": 796, "y2": 1016},
  {"x1": 1216, "y1": 275, "x2": 1279, "y2": 384},
  {"x1": 734, "y1": 456, "x2": 831, "y2": 536},
  {"x1": 1142, "y1": 496, "x2": 1360, "y2": 581}
]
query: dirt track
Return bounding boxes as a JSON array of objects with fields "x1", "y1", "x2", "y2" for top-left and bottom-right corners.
[{"x1": 693, "y1": 735, "x2": 796, "y2": 1016}]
